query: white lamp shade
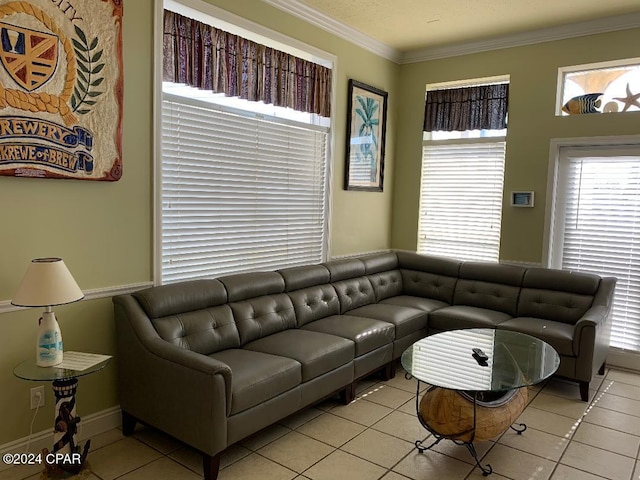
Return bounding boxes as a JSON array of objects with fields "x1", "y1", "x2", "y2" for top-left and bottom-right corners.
[{"x1": 11, "y1": 258, "x2": 84, "y2": 307}]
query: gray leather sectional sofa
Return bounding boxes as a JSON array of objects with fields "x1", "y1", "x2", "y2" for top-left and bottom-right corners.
[{"x1": 112, "y1": 251, "x2": 615, "y2": 480}]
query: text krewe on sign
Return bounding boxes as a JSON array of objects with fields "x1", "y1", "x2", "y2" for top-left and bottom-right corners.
[{"x1": 0, "y1": 0, "x2": 123, "y2": 181}]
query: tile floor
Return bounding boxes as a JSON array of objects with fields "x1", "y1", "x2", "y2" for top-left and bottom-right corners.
[{"x1": 3, "y1": 365, "x2": 640, "y2": 480}]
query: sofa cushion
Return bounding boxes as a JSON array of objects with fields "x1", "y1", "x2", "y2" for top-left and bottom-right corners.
[
  {"x1": 459, "y1": 262, "x2": 526, "y2": 286},
  {"x1": 278, "y1": 264, "x2": 331, "y2": 291},
  {"x1": 360, "y1": 252, "x2": 399, "y2": 273},
  {"x1": 400, "y1": 270, "x2": 458, "y2": 304},
  {"x1": 229, "y1": 294, "x2": 296, "y2": 345},
  {"x1": 301, "y1": 315, "x2": 395, "y2": 357},
  {"x1": 517, "y1": 289, "x2": 594, "y2": 325},
  {"x1": 244, "y1": 330, "x2": 354, "y2": 382},
  {"x1": 347, "y1": 304, "x2": 428, "y2": 338},
  {"x1": 396, "y1": 251, "x2": 461, "y2": 277},
  {"x1": 522, "y1": 267, "x2": 600, "y2": 295},
  {"x1": 323, "y1": 258, "x2": 366, "y2": 281},
  {"x1": 151, "y1": 304, "x2": 240, "y2": 354},
  {"x1": 219, "y1": 271, "x2": 285, "y2": 302},
  {"x1": 453, "y1": 280, "x2": 521, "y2": 316},
  {"x1": 453, "y1": 262, "x2": 525, "y2": 316},
  {"x1": 287, "y1": 284, "x2": 340, "y2": 327},
  {"x1": 368, "y1": 270, "x2": 403, "y2": 301},
  {"x1": 134, "y1": 279, "x2": 227, "y2": 319},
  {"x1": 429, "y1": 305, "x2": 512, "y2": 330},
  {"x1": 517, "y1": 268, "x2": 599, "y2": 325},
  {"x1": 333, "y1": 277, "x2": 376, "y2": 313},
  {"x1": 397, "y1": 252, "x2": 461, "y2": 304},
  {"x1": 210, "y1": 349, "x2": 301, "y2": 415},
  {"x1": 379, "y1": 295, "x2": 448, "y2": 312},
  {"x1": 498, "y1": 317, "x2": 574, "y2": 356}
]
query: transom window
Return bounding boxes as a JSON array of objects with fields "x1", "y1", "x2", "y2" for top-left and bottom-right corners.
[{"x1": 557, "y1": 58, "x2": 640, "y2": 115}]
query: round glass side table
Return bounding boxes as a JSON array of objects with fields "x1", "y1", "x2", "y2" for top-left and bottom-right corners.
[{"x1": 14, "y1": 354, "x2": 111, "y2": 478}]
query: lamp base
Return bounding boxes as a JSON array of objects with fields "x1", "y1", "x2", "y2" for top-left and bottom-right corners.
[{"x1": 37, "y1": 311, "x2": 63, "y2": 367}]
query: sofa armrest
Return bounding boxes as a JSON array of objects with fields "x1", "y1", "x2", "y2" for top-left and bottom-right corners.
[
  {"x1": 573, "y1": 305, "x2": 608, "y2": 355},
  {"x1": 143, "y1": 337, "x2": 232, "y2": 388},
  {"x1": 143, "y1": 337, "x2": 233, "y2": 408},
  {"x1": 572, "y1": 275, "x2": 616, "y2": 357},
  {"x1": 113, "y1": 295, "x2": 232, "y2": 456}
]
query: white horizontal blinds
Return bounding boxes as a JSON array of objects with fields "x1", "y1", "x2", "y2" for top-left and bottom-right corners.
[
  {"x1": 161, "y1": 95, "x2": 328, "y2": 283},
  {"x1": 418, "y1": 140, "x2": 506, "y2": 262},
  {"x1": 561, "y1": 154, "x2": 640, "y2": 351}
]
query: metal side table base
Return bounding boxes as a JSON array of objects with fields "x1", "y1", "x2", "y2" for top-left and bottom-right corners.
[{"x1": 13, "y1": 355, "x2": 111, "y2": 477}]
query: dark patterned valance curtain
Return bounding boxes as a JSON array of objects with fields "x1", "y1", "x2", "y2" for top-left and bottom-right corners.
[
  {"x1": 423, "y1": 84, "x2": 509, "y2": 132},
  {"x1": 163, "y1": 10, "x2": 332, "y2": 117}
]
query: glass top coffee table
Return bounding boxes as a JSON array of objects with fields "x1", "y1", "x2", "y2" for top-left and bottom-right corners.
[{"x1": 401, "y1": 328, "x2": 560, "y2": 476}]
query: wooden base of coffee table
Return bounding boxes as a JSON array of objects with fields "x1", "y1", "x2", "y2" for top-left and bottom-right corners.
[
  {"x1": 411, "y1": 381, "x2": 528, "y2": 476},
  {"x1": 419, "y1": 386, "x2": 527, "y2": 442}
]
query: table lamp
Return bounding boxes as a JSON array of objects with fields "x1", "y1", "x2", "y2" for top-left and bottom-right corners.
[{"x1": 11, "y1": 258, "x2": 84, "y2": 367}]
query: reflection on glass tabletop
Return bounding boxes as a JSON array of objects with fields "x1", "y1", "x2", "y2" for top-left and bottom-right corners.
[{"x1": 401, "y1": 328, "x2": 559, "y2": 392}]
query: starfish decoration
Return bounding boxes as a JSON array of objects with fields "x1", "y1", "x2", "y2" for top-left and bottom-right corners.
[{"x1": 614, "y1": 83, "x2": 640, "y2": 112}]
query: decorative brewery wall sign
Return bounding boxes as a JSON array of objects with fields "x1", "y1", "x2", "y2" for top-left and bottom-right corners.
[{"x1": 0, "y1": 0, "x2": 123, "y2": 181}]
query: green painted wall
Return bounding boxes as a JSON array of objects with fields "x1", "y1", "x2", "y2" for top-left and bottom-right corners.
[
  {"x1": 0, "y1": 0, "x2": 398, "y2": 446},
  {"x1": 391, "y1": 28, "x2": 640, "y2": 263},
  {"x1": 1, "y1": 0, "x2": 638, "y2": 449}
]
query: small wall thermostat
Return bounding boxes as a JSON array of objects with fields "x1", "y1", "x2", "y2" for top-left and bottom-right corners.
[{"x1": 511, "y1": 191, "x2": 534, "y2": 207}]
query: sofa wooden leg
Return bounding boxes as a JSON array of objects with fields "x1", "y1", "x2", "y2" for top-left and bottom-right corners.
[
  {"x1": 203, "y1": 454, "x2": 220, "y2": 480},
  {"x1": 339, "y1": 383, "x2": 356, "y2": 404},
  {"x1": 380, "y1": 361, "x2": 396, "y2": 381},
  {"x1": 598, "y1": 362, "x2": 606, "y2": 376},
  {"x1": 579, "y1": 382, "x2": 590, "y2": 402},
  {"x1": 121, "y1": 411, "x2": 137, "y2": 436}
]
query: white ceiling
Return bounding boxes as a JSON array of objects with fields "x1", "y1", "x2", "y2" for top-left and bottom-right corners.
[{"x1": 266, "y1": 0, "x2": 640, "y2": 62}]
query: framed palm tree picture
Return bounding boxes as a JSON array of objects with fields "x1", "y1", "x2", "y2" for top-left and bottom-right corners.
[{"x1": 344, "y1": 79, "x2": 388, "y2": 191}]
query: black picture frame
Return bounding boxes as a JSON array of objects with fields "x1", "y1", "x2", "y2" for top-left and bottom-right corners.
[{"x1": 344, "y1": 79, "x2": 388, "y2": 191}]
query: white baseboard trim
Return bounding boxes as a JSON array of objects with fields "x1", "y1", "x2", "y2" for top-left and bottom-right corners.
[{"x1": 0, "y1": 406, "x2": 121, "y2": 472}]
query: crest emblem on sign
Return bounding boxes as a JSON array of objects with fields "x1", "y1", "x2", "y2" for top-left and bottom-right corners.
[{"x1": 0, "y1": 23, "x2": 58, "y2": 91}]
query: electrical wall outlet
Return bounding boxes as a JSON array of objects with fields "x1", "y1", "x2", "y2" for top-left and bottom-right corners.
[{"x1": 30, "y1": 385, "x2": 45, "y2": 409}]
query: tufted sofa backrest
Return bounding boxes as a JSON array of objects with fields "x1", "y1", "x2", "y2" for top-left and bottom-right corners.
[
  {"x1": 219, "y1": 272, "x2": 296, "y2": 345},
  {"x1": 322, "y1": 257, "x2": 376, "y2": 314},
  {"x1": 396, "y1": 251, "x2": 461, "y2": 304},
  {"x1": 518, "y1": 268, "x2": 600, "y2": 324},
  {"x1": 279, "y1": 264, "x2": 340, "y2": 327},
  {"x1": 454, "y1": 263, "x2": 526, "y2": 316},
  {"x1": 361, "y1": 252, "x2": 403, "y2": 301},
  {"x1": 132, "y1": 251, "x2": 610, "y2": 355},
  {"x1": 134, "y1": 279, "x2": 241, "y2": 355}
]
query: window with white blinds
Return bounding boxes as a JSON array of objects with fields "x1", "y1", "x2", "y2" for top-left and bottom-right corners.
[
  {"x1": 418, "y1": 139, "x2": 506, "y2": 262},
  {"x1": 551, "y1": 148, "x2": 640, "y2": 351},
  {"x1": 160, "y1": 94, "x2": 329, "y2": 283}
]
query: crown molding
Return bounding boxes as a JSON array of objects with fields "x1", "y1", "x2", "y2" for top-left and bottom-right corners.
[
  {"x1": 262, "y1": 1, "x2": 640, "y2": 65},
  {"x1": 401, "y1": 12, "x2": 640, "y2": 63},
  {"x1": 261, "y1": 0, "x2": 402, "y2": 63}
]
